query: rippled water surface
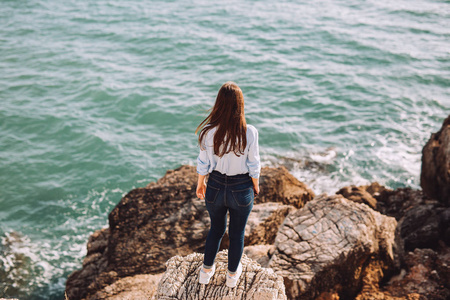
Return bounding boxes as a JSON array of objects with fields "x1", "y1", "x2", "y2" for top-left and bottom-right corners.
[{"x1": 0, "y1": 0, "x2": 449, "y2": 298}]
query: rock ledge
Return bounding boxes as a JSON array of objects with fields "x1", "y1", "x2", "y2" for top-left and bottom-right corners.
[{"x1": 154, "y1": 250, "x2": 287, "y2": 300}]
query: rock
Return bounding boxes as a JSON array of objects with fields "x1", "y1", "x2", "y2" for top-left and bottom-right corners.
[
  {"x1": 220, "y1": 202, "x2": 295, "y2": 250},
  {"x1": 258, "y1": 166, "x2": 315, "y2": 208},
  {"x1": 83, "y1": 273, "x2": 163, "y2": 300},
  {"x1": 154, "y1": 250, "x2": 287, "y2": 300},
  {"x1": 421, "y1": 115, "x2": 450, "y2": 205},
  {"x1": 356, "y1": 197, "x2": 450, "y2": 300},
  {"x1": 381, "y1": 243, "x2": 450, "y2": 300},
  {"x1": 315, "y1": 291, "x2": 340, "y2": 300},
  {"x1": 376, "y1": 188, "x2": 427, "y2": 221},
  {"x1": 87, "y1": 227, "x2": 109, "y2": 256},
  {"x1": 106, "y1": 191, "x2": 294, "y2": 279},
  {"x1": 440, "y1": 208, "x2": 450, "y2": 245},
  {"x1": 366, "y1": 186, "x2": 450, "y2": 299},
  {"x1": 0, "y1": 231, "x2": 40, "y2": 299},
  {"x1": 106, "y1": 165, "x2": 308, "y2": 279},
  {"x1": 106, "y1": 185, "x2": 207, "y2": 276},
  {"x1": 398, "y1": 201, "x2": 447, "y2": 251},
  {"x1": 335, "y1": 182, "x2": 387, "y2": 209},
  {"x1": 245, "y1": 203, "x2": 295, "y2": 246},
  {"x1": 355, "y1": 258, "x2": 422, "y2": 300},
  {"x1": 336, "y1": 185, "x2": 376, "y2": 208},
  {"x1": 66, "y1": 165, "x2": 313, "y2": 300},
  {"x1": 145, "y1": 164, "x2": 197, "y2": 189},
  {"x1": 243, "y1": 245, "x2": 275, "y2": 268},
  {"x1": 268, "y1": 194, "x2": 398, "y2": 299},
  {"x1": 356, "y1": 258, "x2": 389, "y2": 297},
  {"x1": 365, "y1": 182, "x2": 390, "y2": 197},
  {"x1": 65, "y1": 228, "x2": 109, "y2": 300},
  {"x1": 374, "y1": 188, "x2": 450, "y2": 251},
  {"x1": 145, "y1": 165, "x2": 316, "y2": 209}
]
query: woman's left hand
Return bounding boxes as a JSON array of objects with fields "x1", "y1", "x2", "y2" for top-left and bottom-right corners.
[{"x1": 252, "y1": 177, "x2": 260, "y2": 196}]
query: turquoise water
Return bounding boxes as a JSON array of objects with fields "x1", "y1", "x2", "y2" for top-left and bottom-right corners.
[{"x1": 0, "y1": 0, "x2": 449, "y2": 298}]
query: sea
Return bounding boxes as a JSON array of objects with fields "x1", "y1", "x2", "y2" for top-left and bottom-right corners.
[{"x1": 0, "y1": 0, "x2": 449, "y2": 298}]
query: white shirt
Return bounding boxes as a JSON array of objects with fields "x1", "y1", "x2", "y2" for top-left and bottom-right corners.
[{"x1": 196, "y1": 124, "x2": 261, "y2": 178}]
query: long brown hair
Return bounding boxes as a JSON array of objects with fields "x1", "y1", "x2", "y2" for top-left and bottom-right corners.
[{"x1": 195, "y1": 81, "x2": 247, "y2": 157}]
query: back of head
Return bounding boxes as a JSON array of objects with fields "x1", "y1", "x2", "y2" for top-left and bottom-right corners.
[{"x1": 196, "y1": 81, "x2": 247, "y2": 157}]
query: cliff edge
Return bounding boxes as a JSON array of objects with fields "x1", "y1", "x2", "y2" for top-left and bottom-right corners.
[{"x1": 65, "y1": 114, "x2": 450, "y2": 300}]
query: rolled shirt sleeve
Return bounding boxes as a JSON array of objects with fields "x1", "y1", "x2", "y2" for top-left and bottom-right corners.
[
  {"x1": 247, "y1": 126, "x2": 261, "y2": 178},
  {"x1": 197, "y1": 147, "x2": 210, "y2": 175}
]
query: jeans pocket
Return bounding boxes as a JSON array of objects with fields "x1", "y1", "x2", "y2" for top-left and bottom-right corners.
[
  {"x1": 231, "y1": 187, "x2": 254, "y2": 207},
  {"x1": 205, "y1": 185, "x2": 220, "y2": 204}
]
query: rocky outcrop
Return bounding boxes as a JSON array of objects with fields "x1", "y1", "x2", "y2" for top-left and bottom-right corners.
[
  {"x1": 378, "y1": 243, "x2": 450, "y2": 300},
  {"x1": 376, "y1": 188, "x2": 427, "y2": 221},
  {"x1": 106, "y1": 181, "x2": 206, "y2": 277},
  {"x1": 65, "y1": 113, "x2": 450, "y2": 300},
  {"x1": 84, "y1": 273, "x2": 163, "y2": 300},
  {"x1": 334, "y1": 185, "x2": 450, "y2": 299},
  {"x1": 398, "y1": 201, "x2": 449, "y2": 251},
  {"x1": 374, "y1": 188, "x2": 450, "y2": 249},
  {"x1": 268, "y1": 194, "x2": 398, "y2": 299},
  {"x1": 337, "y1": 184, "x2": 450, "y2": 252},
  {"x1": 243, "y1": 245, "x2": 275, "y2": 268},
  {"x1": 106, "y1": 185, "x2": 295, "y2": 278},
  {"x1": 421, "y1": 114, "x2": 450, "y2": 205},
  {"x1": 354, "y1": 258, "x2": 421, "y2": 300},
  {"x1": 220, "y1": 202, "x2": 295, "y2": 250},
  {"x1": 154, "y1": 250, "x2": 287, "y2": 300},
  {"x1": 355, "y1": 186, "x2": 450, "y2": 299},
  {"x1": 65, "y1": 228, "x2": 110, "y2": 300},
  {"x1": 65, "y1": 165, "x2": 313, "y2": 300},
  {"x1": 258, "y1": 166, "x2": 315, "y2": 208},
  {"x1": 336, "y1": 182, "x2": 388, "y2": 209}
]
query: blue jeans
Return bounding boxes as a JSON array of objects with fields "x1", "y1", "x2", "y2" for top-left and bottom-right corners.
[{"x1": 203, "y1": 170, "x2": 254, "y2": 274}]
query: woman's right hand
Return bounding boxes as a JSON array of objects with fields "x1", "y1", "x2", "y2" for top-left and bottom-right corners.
[
  {"x1": 197, "y1": 174, "x2": 207, "y2": 199},
  {"x1": 197, "y1": 183, "x2": 206, "y2": 200}
]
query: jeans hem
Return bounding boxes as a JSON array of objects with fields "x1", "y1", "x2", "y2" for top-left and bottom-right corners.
[{"x1": 203, "y1": 263, "x2": 214, "y2": 269}]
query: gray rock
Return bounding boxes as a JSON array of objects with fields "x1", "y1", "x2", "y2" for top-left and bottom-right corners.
[
  {"x1": 83, "y1": 273, "x2": 163, "y2": 300},
  {"x1": 243, "y1": 245, "x2": 275, "y2": 268},
  {"x1": 268, "y1": 194, "x2": 398, "y2": 299},
  {"x1": 220, "y1": 202, "x2": 295, "y2": 250},
  {"x1": 154, "y1": 250, "x2": 286, "y2": 300}
]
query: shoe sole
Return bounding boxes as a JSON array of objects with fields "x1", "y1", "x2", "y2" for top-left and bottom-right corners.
[
  {"x1": 226, "y1": 264, "x2": 242, "y2": 288},
  {"x1": 226, "y1": 279, "x2": 238, "y2": 288}
]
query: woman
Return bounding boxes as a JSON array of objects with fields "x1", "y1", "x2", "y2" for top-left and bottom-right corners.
[{"x1": 195, "y1": 81, "x2": 261, "y2": 288}]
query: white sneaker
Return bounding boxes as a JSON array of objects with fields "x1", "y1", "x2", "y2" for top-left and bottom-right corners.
[
  {"x1": 199, "y1": 264, "x2": 215, "y2": 284},
  {"x1": 226, "y1": 262, "x2": 242, "y2": 288}
]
